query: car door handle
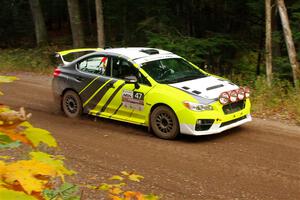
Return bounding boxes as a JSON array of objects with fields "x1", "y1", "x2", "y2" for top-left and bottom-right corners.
[
  {"x1": 107, "y1": 82, "x2": 115, "y2": 88},
  {"x1": 75, "y1": 76, "x2": 83, "y2": 82}
]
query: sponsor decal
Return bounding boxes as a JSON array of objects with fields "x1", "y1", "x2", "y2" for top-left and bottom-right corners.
[{"x1": 122, "y1": 89, "x2": 144, "y2": 111}]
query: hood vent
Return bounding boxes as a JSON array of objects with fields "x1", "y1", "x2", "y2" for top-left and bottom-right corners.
[
  {"x1": 206, "y1": 84, "x2": 224, "y2": 90},
  {"x1": 182, "y1": 86, "x2": 190, "y2": 90},
  {"x1": 192, "y1": 90, "x2": 201, "y2": 95}
]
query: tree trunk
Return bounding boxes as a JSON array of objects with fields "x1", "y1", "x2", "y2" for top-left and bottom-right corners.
[
  {"x1": 87, "y1": 0, "x2": 93, "y2": 36},
  {"x1": 29, "y1": 0, "x2": 48, "y2": 46},
  {"x1": 265, "y1": 0, "x2": 273, "y2": 86},
  {"x1": 122, "y1": 0, "x2": 128, "y2": 45},
  {"x1": 257, "y1": 25, "x2": 265, "y2": 76},
  {"x1": 67, "y1": 0, "x2": 85, "y2": 48},
  {"x1": 95, "y1": 0, "x2": 105, "y2": 48},
  {"x1": 277, "y1": 0, "x2": 300, "y2": 88}
]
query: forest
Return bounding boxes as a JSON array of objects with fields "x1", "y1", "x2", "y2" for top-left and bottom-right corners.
[{"x1": 0, "y1": 0, "x2": 300, "y2": 122}]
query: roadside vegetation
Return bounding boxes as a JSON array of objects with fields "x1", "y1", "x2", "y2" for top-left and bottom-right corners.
[{"x1": 0, "y1": 47, "x2": 61, "y2": 74}]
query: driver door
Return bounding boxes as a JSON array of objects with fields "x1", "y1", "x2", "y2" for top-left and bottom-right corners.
[{"x1": 102, "y1": 57, "x2": 153, "y2": 124}]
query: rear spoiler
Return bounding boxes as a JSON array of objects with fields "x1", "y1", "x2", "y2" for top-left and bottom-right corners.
[{"x1": 52, "y1": 48, "x2": 103, "y2": 66}]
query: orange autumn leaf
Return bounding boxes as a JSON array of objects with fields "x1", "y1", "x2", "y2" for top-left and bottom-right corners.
[
  {"x1": 124, "y1": 191, "x2": 146, "y2": 200},
  {"x1": 0, "y1": 125, "x2": 31, "y2": 145}
]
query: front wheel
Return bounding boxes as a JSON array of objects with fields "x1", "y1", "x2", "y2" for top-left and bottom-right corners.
[
  {"x1": 150, "y1": 106, "x2": 179, "y2": 139},
  {"x1": 62, "y1": 90, "x2": 82, "y2": 118}
]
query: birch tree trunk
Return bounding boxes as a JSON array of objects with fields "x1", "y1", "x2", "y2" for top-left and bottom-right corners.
[
  {"x1": 265, "y1": 0, "x2": 273, "y2": 86},
  {"x1": 95, "y1": 0, "x2": 105, "y2": 48},
  {"x1": 67, "y1": 0, "x2": 85, "y2": 48},
  {"x1": 277, "y1": 0, "x2": 300, "y2": 88},
  {"x1": 29, "y1": 0, "x2": 48, "y2": 46}
]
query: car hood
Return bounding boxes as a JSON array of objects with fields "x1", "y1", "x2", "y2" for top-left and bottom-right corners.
[{"x1": 169, "y1": 76, "x2": 239, "y2": 100}]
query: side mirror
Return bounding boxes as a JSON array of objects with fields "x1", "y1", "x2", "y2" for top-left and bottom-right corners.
[{"x1": 124, "y1": 76, "x2": 140, "y2": 89}]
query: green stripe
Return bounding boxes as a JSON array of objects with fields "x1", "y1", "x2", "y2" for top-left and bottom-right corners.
[
  {"x1": 83, "y1": 79, "x2": 112, "y2": 107},
  {"x1": 79, "y1": 76, "x2": 100, "y2": 95}
]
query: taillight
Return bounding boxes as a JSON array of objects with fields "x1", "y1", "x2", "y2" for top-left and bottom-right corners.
[{"x1": 53, "y1": 68, "x2": 61, "y2": 77}]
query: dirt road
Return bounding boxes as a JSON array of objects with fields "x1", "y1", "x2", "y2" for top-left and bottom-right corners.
[{"x1": 1, "y1": 73, "x2": 300, "y2": 200}]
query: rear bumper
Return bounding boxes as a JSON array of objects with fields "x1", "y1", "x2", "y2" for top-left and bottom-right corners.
[{"x1": 180, "y1": 114, "x2": 252, "y2": 136}]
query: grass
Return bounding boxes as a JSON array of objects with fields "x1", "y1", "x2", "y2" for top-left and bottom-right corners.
[
  {"x1": 1, "y1": 46, "x2": 299, "y2": 125},
  {"x1": 234, "y1": 75, "x2": 300, "y2": 125},
  {"x1": 0, "y1": 46, "x2": 70, "y2": 74}
]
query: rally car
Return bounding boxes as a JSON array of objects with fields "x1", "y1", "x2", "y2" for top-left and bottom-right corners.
[{"x1": 52, "y1": 47, "x2": 251, "y2": 139}]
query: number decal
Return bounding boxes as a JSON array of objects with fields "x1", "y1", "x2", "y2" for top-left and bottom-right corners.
[{"x1": 134, "y1": 92, "x2": 144, "y2": 100}]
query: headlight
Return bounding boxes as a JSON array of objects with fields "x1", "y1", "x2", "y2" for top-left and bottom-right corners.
[{"x1": 183, "y1": 101, "x2": 213, "y2": 111}]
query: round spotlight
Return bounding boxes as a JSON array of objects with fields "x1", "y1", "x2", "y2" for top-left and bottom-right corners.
[
  {"x1": 244, "y1": 86, "x2": 250, "y2": 98},
  {"x1": 229, "y1": 90, "x2": 238, "y2": 102},
  {"x1": 219, "y1": 92, "x2": 230, "y2": 105},
  {"x1": 237, "y1": 88, "x2": 245, "y2": 100}
]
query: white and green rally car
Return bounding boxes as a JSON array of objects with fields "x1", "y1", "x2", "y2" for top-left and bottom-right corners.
[{"x1": 52, "y1": 47, "x2": 251, "y2": 139}]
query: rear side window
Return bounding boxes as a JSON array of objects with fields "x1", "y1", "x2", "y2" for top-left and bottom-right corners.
[{"x1": 77, "y1": 56, "x2": 108, "y2": 75}]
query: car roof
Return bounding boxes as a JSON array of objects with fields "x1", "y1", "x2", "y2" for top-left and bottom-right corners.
[{"x1": 102, "y1": 47, "x2": 175, "y2": 61}]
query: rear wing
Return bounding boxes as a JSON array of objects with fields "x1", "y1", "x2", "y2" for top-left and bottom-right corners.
[{"x1": 52, "y1": 48, "x2": 102, "y2": 66}]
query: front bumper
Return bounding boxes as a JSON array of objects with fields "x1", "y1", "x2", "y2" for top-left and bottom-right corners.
[
  {"x1": 177, "y1": 99, "x2": 251, "y2": 136},
  {"x1": 180, "y1": 114, "x2": 251, "y2": 135}
]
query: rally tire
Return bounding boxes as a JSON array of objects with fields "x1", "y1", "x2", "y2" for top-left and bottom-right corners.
[
  {"x1": 150, "y1": 106, "x2": 179, "y2": 140},
  {"x1": 62, "y1": 90, "x2": 83, "y2": 118}
]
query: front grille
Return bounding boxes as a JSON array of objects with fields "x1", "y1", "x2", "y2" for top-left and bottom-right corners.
[
  {"x1": 220, "y1": 115, "x2": 247, "y2": 127},
  {"x1": 222, "y1": 100, "x2": 245, "y2": 114}
]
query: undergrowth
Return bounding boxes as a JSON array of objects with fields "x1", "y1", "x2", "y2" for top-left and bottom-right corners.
[
  {"x1": 0, "y1": 46, "x2": 70, "y2": 74},
  {"x1": 234, "y1": 75, "x2": 300, "y2": 124}
]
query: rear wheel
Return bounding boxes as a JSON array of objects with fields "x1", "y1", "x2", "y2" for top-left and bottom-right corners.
[
  {"x1": 62, "y1": 90, "x2": 82, "y2": 118},
  {"x1": 150, "y1": 106, "x2": 179, "y2": 139}
]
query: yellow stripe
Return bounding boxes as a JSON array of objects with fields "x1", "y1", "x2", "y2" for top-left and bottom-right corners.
[
  {"x1": 79, "y1": 76, "x2": 100, "y2": 95},
  {"x1": 83, "y1": 79, "x2": 112, "y2": 107}
]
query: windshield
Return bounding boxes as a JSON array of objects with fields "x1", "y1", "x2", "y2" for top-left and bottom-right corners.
[{"x1": 141, "y1": 58, "x2": 206, "y2": 84}]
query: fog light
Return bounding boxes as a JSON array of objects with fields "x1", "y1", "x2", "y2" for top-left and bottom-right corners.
[{"x1": 195, "y1": 119, "x2": 214, "y2": 131}]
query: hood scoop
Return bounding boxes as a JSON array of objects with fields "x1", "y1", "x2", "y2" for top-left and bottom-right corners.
[{"x1": 206, "y1": 84, "x2": 224, "y2": 90}]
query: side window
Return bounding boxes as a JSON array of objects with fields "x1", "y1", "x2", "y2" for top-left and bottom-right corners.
[
  {"x1": 111, "y1": 57, "x2": 151, "y2": 86},
  {"x1": 111, "y1": 57, "x2": 135, "y2": 79},
  {"x1": 77, "y1": 56, "x2": 108, "y2": 75}
]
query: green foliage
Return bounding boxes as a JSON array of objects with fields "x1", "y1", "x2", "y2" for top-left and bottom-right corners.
[
  {"x1": 250, "y1": 76, "x2": 300, "y2": 124},
  {"x1": 0, "y1": 132, "x2": 21, "y2": 149},
  {"x1": 0, "y1": 46, "x2": 67, "y2": 73},
  {"x1": 147, "y1": 33, "x2": 240, "y2": 68},
  {"x1": 43, "y1": 183, "x2": 80, "y2": 200}
]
